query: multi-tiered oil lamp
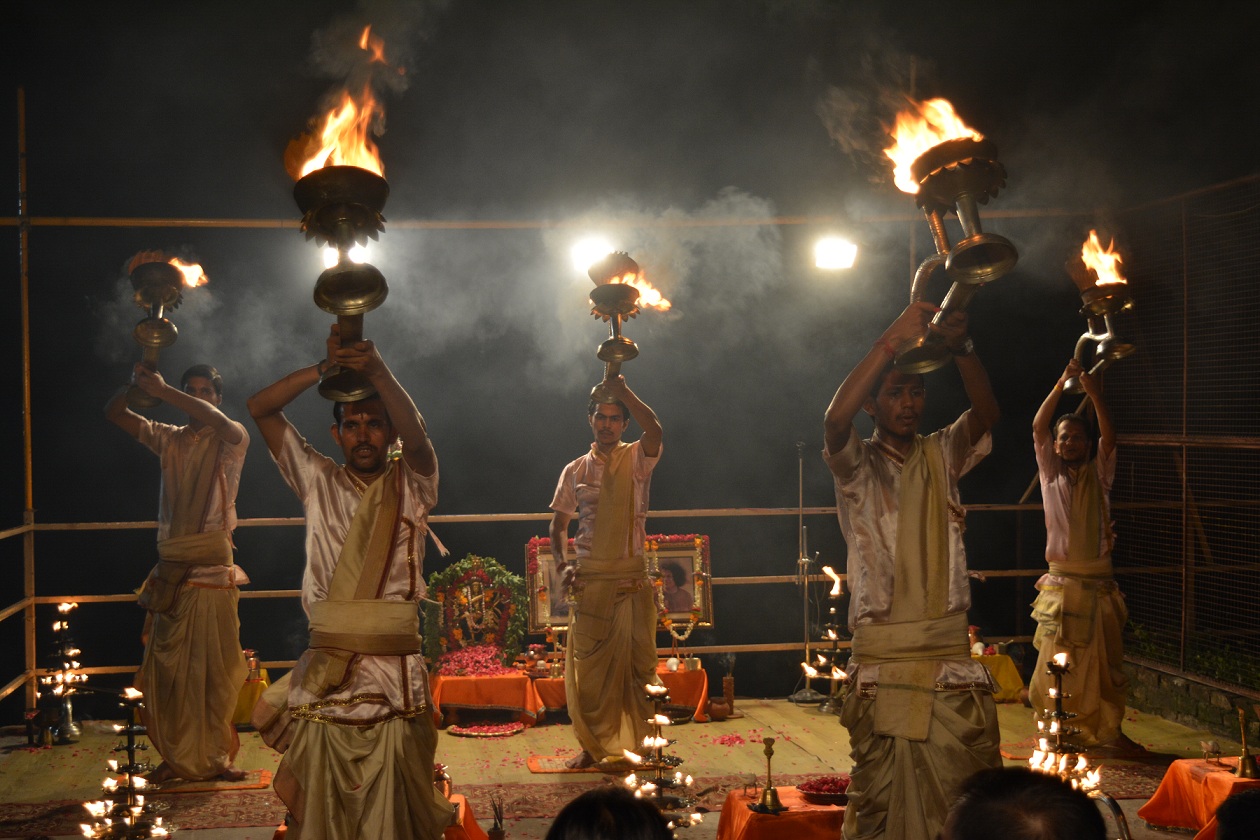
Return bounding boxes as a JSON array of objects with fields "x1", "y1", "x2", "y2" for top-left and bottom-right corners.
[
  {"x1": 1063, "y1": 230, "x2": 1135, "y2": 394},
  {"x1": 623, "y1": 683, "x2": 702, "y2": 830},
  {"x1": 883, "y1": 99, "x2": 1018, "y2": 373},
  {"x1": 1029, "y1": 653, "x2": 1133, "y2": 839},
  {"x1": 802, "y1": 566, "x2": 848, "y2": 715},
  {"x1": 80, "y1": 687, "x2": 169, "y2": 839},
  {"x1": 587, "y1": 252, "x2": 644, "y2": 404},
  {"x1": 38, "y1": 602, "x2": 86, "y2": 744}
]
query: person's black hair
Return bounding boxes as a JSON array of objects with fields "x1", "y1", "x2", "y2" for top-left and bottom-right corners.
[
  {"x1": 181, "y1": 364, "x2": 223, "y2": 397},
  {"x1": 1216, "y1": 787, "x2": 1260, "y2": 840},
  {"x1": 942, "y1": 766, "x2": 1106, "y2": 840},
  {"x1": 332, "y1": 395, "x2": 391, "y2": 428},
  {"x1": 662, "y1": 562, "x2": 687, "y2": 587},
  {"x1": 867, "y1": 365, "x2": 925, "y2": 401},
  {"x1": 1053, "y1": 413, "x2": 1095, "y2": 442},
  {"x1": 544, "y1": 787, "x2": 673, "y2": 840},
  {"x1": 588, "y1": 399, "x2": 631, "y2": 423}
]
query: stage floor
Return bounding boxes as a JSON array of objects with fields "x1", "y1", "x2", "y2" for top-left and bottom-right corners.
[{"x1": 0, "y1": 699, "x2": 1215, "y2": 839}]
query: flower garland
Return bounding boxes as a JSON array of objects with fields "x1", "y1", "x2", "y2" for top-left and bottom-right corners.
[
  {"x1": 647, "y1": 534, "x2": 709, "y2": 642},
  {"x1": 423, "y1": 554, "x2": 527, "y2": 669}
]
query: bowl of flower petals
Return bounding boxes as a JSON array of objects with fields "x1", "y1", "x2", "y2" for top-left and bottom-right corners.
[
  {"x1": 447, "y1": 721, "x2": 526, "y2": 738},
  {"x1": 796, "y1": 773, "x2": 851, "y2": 805}
]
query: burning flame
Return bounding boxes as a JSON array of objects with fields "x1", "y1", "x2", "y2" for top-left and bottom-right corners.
[
  {"x1": 126, "y1": 252, "x2": 208, "y2": 288},
  {"x1": 822, "y1": 565, "x2": 843, "y2": 597},
  {"x1": 359, "y1": 26, "x2": 387, "y2": 64},
  {"x1": 884, "y1": 98, "x2": 984, "y2": 194},
  {"x1": 169, "y1": 257, "x2": 208, "y2": 288},
  {"x1": 604, "y1": 269, "x2": 672, "y2": 311},
  {"x1": 287, "y1": 86, "x2": 385, "y2": 180},
  {"x1": 1080, "y1": 230, "x2": 1126, "y2": 286}
]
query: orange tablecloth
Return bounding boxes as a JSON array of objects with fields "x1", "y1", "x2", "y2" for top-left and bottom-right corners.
[
  {"x1": 973, "y1": 654, "x2": 1024, "y2": 703},
  {"x1": 715, "y1": 787, "x2": 845, "y2": 840},
  {"x1": 429, "y1": 673, "x2": 543, "y2": 727},
  {"x1": 1137, "y1": 757, "x2": 1260, "y2": 840},
  {"x1": 530, "y1": 664, "x2": 710, "y2": 722}
]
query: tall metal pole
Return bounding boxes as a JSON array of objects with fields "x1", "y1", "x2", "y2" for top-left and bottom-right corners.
[{"x1": 17, "y1": 88, "x2": 37, "y2": 708}]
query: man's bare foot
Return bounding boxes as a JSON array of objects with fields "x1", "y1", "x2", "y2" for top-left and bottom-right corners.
[
  {"x1": 146, "y1": 762, "x2": 177, "y2": 784},
  {"x1": 218, "y1": 765, "x2": 248, "y2": 782},
  {"x1": 565, "y1": 750, "x2": 596, "y2": 769}
]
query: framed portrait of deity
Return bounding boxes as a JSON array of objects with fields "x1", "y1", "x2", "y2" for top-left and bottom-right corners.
[{"x1": 524, "y1": 534, "x2": 713, "y2": 635}]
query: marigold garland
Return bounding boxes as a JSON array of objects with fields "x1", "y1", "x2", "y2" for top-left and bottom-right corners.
[
  {"x1": 423, "y1": 554, "x2": 527, "y2": 670},
  {"x1": 647, "y1": 534, "x2": 710, "y2": 642}
]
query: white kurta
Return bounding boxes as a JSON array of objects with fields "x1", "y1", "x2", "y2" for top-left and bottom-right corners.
[
  {"x1": 273, "y1": 424, "x2": 436, "y2": 723},
  {"x1": 549, "y1": 440, "x2": 661, "y2": 559}
]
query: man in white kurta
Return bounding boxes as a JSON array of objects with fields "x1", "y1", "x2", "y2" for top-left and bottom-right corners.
[
  {"x1": 249, "y1": 326, "x2": 452, "y2": 840},
  {"x1": 105, "y1": 363, "x2": 249, "y2": 783},
  {"x1": 1030, "y1": 360, "x2": 1129, "y2": 747},
  {"x1": 549, "y1": 375, "x2": 663, "y2": 770},
  {"x1": 823, "y1": 304, "x2": 1002, "y2": 840}
]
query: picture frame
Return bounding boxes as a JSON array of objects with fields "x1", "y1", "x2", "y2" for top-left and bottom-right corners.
[{"x1": 524, "y1": 534, "x2": 713, "y2": 634}]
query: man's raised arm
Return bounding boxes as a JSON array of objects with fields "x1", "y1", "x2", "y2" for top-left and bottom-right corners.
[
  {"x1": 247, "y1": 360, "x2": 322, "y2": 459},
  {"x1": 1079, "y1": 369, "x2": 1115, "y2": 459},
  {"x1": 331, "y1": 325, "x2": 436, "y2": 477},
  {"x1": 602, "y1": 375, "x2": 662, "y2": 457},
  {"x1": 823, "y1": 301, "x2": 935, "y2": 454}
]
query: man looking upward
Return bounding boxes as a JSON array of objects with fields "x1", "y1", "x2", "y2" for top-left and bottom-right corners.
[
  {"x1": 105, "y1": 363, "x2": 249, "y2": 784},
  {"x1": 1030, "y1": 359, "x2": 1132, "y2": 749},
  {"x1": 822, "y1": 302, "x2": 1002, "y2": 840},
  {"x1": 549, "y1": 375, "x2": 663, "y2": 770},
  {"x1": 249, "y1": 325, "x2": 452, "y2": 839}
]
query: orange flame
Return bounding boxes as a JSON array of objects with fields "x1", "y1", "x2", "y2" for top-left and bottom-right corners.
[
  {"x1": 883, "y1": 98, "x2": 984, "y2": 194},
  {"x1": 359, "y1": 25, "x2": 387, "y2": 64},
  {"x1": 286, "y1": 85, "x2": 385, "y2": 180},
  {"x1": 169, "y1": 257, "x2": 208, "y2": 288},
  {"x1": 1080, "y1": 230, "x2": 1126, "y2": 286},
  {"x1": 608, "y1": 271, "x2": 672, "y2": 311}
]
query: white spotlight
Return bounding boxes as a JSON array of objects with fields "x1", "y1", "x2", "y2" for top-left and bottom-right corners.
[
  {"x1": 815, "y1": 236, "x2": 858, "y2": 270},
  {"x1": 571, "y1": 237, "x2": 615, "y2": 275}
]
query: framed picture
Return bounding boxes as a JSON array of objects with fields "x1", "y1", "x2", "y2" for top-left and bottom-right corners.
[{"x1": 524, "y1": 534, "x2": 713, "y2": 634}]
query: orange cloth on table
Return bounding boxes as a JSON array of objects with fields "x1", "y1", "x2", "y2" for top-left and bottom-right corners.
[
  {"x1": 716, "y1": 787, "x2": 844, "y2": 840},
  {"x1": 429, "y1": 673, "x2": 543, "y2": 726},
  {"x1": 534, "y1": 677, "x2": 568, "y2": 711},
  {"x1": 971, "y1": 654, "x2": 1024, "y2": 703},
  {"x1": 1137, "y1": 757, "x2": 1260, "y2": 840},
  {"x1": 446, "y1": 795, "x2": 490, "y2": 840},
  {"x1": 656, "y1": 663, "x2": 710, "y2": 722}
]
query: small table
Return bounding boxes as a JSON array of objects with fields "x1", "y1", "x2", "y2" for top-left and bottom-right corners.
[
  {"x1": 530, "y1": 664, "x2": 710, "y2": 722},
  {"x1": 1137, "y1": 757, "x2": 1260, "y2": 840},
  {"x1": 715, "y1": 787, "x2": 845, "y2": 840},
  {"x1": 972, "y1": 654, "x2": 1025, "y2": 703},
  {"x1": 270, "y1": 793, "x2": 486, "y2": 840},
  {"x1": 429, "y1": 673, "x2": 544, "y2": 727}
]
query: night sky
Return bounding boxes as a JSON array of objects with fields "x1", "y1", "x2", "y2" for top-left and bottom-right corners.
[{"x1": 4, "y1": 0, "x2": 1257, "y2": 714}]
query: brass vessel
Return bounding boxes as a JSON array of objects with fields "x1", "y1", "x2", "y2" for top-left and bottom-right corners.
[
  {"x1": 587, "y1": 252, "x2": 642, "y2": 403},
  {"x1": 126, "y1": 261, "x2": 184, "y2": 410}
]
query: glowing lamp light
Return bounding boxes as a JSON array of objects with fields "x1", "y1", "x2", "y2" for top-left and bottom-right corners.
[
  {"x1": 821, "y1": 565, "x2": 843, "y2": 597},
  {"x1": 571, "y1": 237, "x2": 616, "y2": 274},
  {"x1": 814, "y1": 236, "x2": 858, "y2": 270}
]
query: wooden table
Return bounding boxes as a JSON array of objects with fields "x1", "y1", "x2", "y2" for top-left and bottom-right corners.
[
  {"x1": 715, "y1": 787, "x2": 845, "y2": 840},
  {"x1": 531, "y1": 663, "x2": 710, "y2": 722},
  {"x1": 1137, "y1": 756, "x2": 1260, "y2": 840}
]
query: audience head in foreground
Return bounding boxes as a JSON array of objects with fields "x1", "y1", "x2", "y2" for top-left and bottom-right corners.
[
  {"x1": 545, "y1": 786, "x2": 673, "y2": 840},
  {"x1": 1216, "y1": 787, "x2": 1260, "y2": 840},
  {"x1": 940, "y1": 766, "x2": 1105, "y2": 840}
]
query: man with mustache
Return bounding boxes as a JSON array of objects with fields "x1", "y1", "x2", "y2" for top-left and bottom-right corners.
[
  {"x1": 248, "y1": 325, "x2": 452, "y2": 840},
  {"x1": 549, "y1": 374, "x2": 663, "y2": 770},
  {"x1": 1029, "y1": 359, "x2": 1133, "y2": 749},
  {"x1": 105, "y1": 362, "x2": 250, "y2": 784},
  {"x1": 822, "y1": 302, "x2": 1002, "y2": 840}
]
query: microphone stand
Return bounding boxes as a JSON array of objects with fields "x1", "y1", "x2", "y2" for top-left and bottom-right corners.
[{"x1": 789, "y1": 442, "x2": 826, "y2": 703}]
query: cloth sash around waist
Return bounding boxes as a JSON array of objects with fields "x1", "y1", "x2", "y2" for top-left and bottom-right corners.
[
  {"x1": 156, "y1": 530, "x2": 234, "y2": 565},
  {"x1": 577, "y1": 552, "x2": 648, "y2": 582},
  {"x1": 308, "y1": 599, "x2": 422, "y2": 656},
  {"x1": 1046, "y1": 561, "x2": 1112, "y2": 646},
  {"x1": 851, "y1": 612, "x2": 970, "y2": 742},
  {"x1": 850, "y1": 612, "x2": 970, "y2": 664}
]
